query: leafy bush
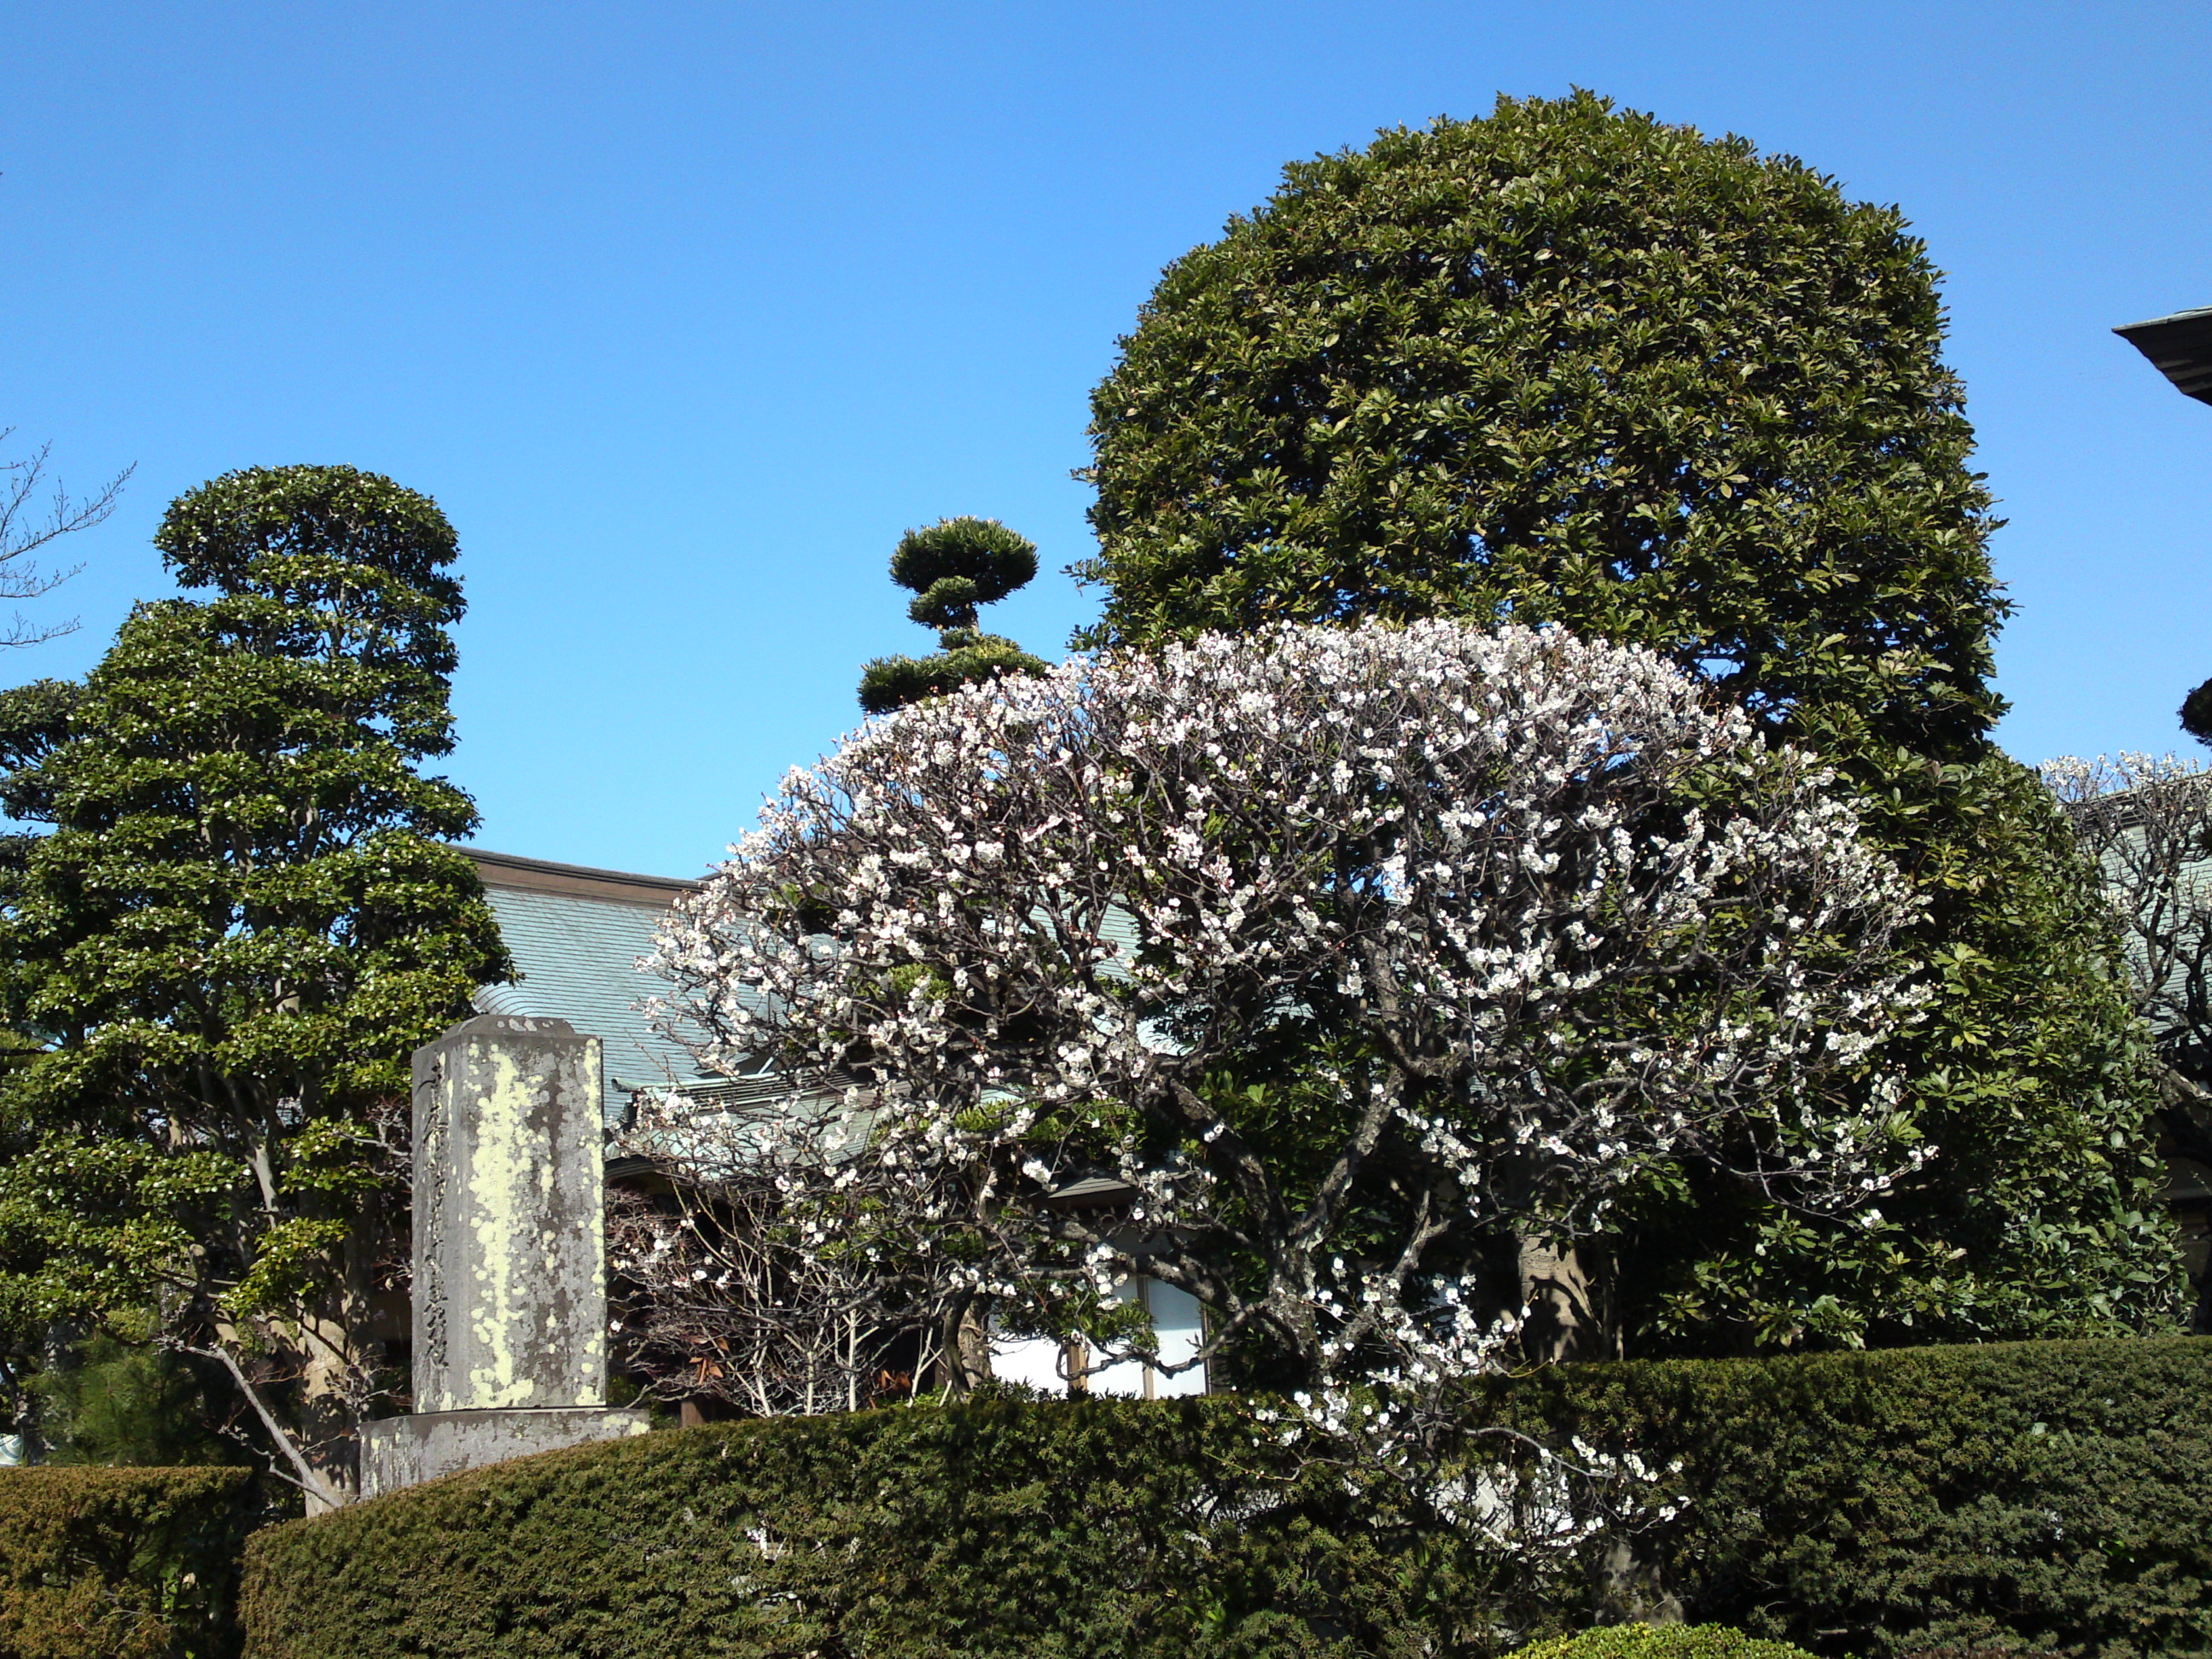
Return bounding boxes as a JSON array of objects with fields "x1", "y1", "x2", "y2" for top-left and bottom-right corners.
[
  {"x1": 241, "y1": 1338, "x2": 2212, "y2": 1659},
  {"x1": 1487, "y1": 1336, "x2": 2212, "y2": 1659},
  {"x1": 1511, "y1": 1629, "x2": 1819, "y2": 1659},
  {"x1": 0, "y1": 1464, "x2": 259, "y2": 1658}
]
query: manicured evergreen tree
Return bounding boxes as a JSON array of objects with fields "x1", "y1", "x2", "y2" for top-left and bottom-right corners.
[
  {"x1": 0, "y1": 465, "x2": 511, "y2": 1504},
  {"x1": 859, "y1": 517, "x2": 1049, "y2": 713},
  {"x1": 1077, "y1": 93, "x2": 2182, "y2": 1350},
  {"x1": 2180, "y1": 676, "x2": 2212, "y2": 745}
]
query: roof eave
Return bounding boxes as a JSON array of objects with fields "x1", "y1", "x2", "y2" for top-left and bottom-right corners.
[{"x1": 2115, "y1": 305, "x2": 2212, "y2": 407}]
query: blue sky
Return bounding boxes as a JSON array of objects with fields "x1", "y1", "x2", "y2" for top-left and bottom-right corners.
[{"x1": 4, "y1": 2, "x2": 2209, "y2": 878}]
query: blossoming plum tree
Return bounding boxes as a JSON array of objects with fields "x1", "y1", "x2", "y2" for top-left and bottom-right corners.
[
  {"x1": 608, "y1": 1102, "x2": 952, "y2": 1416},
  {"x1": 649, "y1": 620, "x2": 1926, "y2": 1405}
]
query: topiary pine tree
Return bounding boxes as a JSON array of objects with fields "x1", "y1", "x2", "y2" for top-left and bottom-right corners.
[
  {"x1": 2180, "y1": 677, "x2": 2212, "y2": 746},
  {"x1": 1076, "y1": 92, "x2": 2183, "y2": 1353},
  {"x1": 859, "y1": 517, "x2": 1050, "y2": 714},
  {"x1": 0, "y1": 464, "x2": 511, "y2": 1505}
]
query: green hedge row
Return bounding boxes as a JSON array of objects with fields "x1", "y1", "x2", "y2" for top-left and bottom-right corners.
[
  {"x1": 0, "y1": 1464, "x2": 259, "y2": 1658},
  {"x1": 1516, "y1": 1630, "x2": 1823, "y2": 1659},
  {"x1": 242, "y1": 1337, "x2": 2212, "y2": 1659}
]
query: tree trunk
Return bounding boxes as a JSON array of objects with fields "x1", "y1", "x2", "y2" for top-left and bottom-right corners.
[
  {"x1": 195, "y1": 1342, "x2": 348, "y2": 1512},
  {"x1": 1515, "y1": 1232, "x2": 1618, "y2": 1365},
  {"x1": 294, "y1": 1318, "x2": 360, "y2": 1511},
  {"x1": 932, "y1": 1297, "x2": 993, "y2": 1395}
]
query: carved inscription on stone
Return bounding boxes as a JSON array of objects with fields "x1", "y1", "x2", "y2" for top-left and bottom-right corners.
[{"x1": 415, "y1": 1056, "x2": 450, "y2": 1376}]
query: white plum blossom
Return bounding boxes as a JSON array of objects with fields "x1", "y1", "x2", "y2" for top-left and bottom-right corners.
[{"x1": 647, "y1": 620, "x2": 1928, "y2": 1404}]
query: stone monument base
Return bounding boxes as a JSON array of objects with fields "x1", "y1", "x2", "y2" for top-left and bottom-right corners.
[{"x1": 362, "y1": 1406, "x2": 651, "y2": 1499}]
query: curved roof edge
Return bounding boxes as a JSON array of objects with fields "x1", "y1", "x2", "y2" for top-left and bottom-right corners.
[
  {"x1": 2116, "y1": 304, "x2": 2212, "y2": 406},
  {"x1": 467, "y1": 847, "x2": 704, "y2": 906}
]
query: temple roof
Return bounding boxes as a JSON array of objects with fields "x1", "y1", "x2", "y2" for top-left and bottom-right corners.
[
  {"x1": 465, "y1": 848, "x2": 707, "y2": 1123},
  {"x1": 2115, "y1": 305, "x2": 2212, "y2": 406}
]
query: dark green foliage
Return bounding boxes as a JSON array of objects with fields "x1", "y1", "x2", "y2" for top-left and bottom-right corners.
[
  {"x1": 241, "y1": 1337, "x2": 2212, "y2": 1659},
  {"x1": 909, "y1": 573, "x2": 985, "y2": 630},
  {"x1": 1871, "y1": 765, "x2": 2180, "y2": 1339},
  {"x1": 2178, "y1": 678, "x2": 2212, "y2": 747},
  {"x1": 891, "y1": 517, "x2": 1039, "y2": 618},
  {"x1": 1077, "y1": 92, "x2": 2180, "y2": 1348},
  {"x1": 1476, "y1": 1338, "x2": 2212, "y2": 1659},
  {"x1": 859, "y1": 517, "x2": 1050, "y2": 713},
  {"x1": 1080, "y1": 91, "x2": 2002, "y2": 753},
  {"x1": 32, "y1": 1336, "x2": 253, "y2": 1470},
  {"x1": 154, "y1": 464, "x2": 461, "y2": 607},
  {"x1": 1508, "y1": 1629, "x2": 1819, "y2": 1659},
  {"x1": 0, "y1": 1465, "x2": 258, "y2": 1659},
  {"x1": 1616, "y1": 758, "x2": 2182, "y2": 1352},
  {"x1": 245, "y1": 1397, "x2": 1394, "y2": 1659},
  {"x1": 0, "y1": 464, "x2": 512, "y2": 1493},
  {"x1": 857, "y1": 634, "x2": 1054, "y2": 715}
]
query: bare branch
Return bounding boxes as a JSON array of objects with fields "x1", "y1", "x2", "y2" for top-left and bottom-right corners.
[
  {"x1": 177, "y1": 1341, "x2": 346, "y2": 1511},
  {"x1": 0, "y1": 431, "x2": 131, "y2": 646}
]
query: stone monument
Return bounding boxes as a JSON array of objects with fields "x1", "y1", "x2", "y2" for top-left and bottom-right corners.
[{"x1": 362, "y1": 1015, "x2": 649, "y2": 1497}]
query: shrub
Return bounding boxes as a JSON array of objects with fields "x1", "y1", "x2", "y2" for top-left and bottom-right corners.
[
  {"x1": 242, "y1": 1337, "x2": 2212, "y2": 1659},
  {"x1": 1511, "y1": 1629, "x2": 1819, "y2": 1659},
  {"x1": 1479, "y1": 1336, "x2": 2212, "y2": 1659},
  {"x1": 243, "y1": 1397, "x2": 1398, "y2": 1659},
  {"x1": 0, "y1": 1464, "x2": 259, "y2": 1659}
]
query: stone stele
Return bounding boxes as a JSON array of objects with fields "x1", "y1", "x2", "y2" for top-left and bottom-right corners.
[{"x1": 362, "y1": 1015, "x2": 648, "y2": 1498}]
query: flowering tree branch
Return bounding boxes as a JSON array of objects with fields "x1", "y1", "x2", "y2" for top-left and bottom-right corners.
[
  {"x1": 649, "y1": 620, "x2": 1927, "y2": 1402},
  {"x1": 608, "y1": 1092, "x2": 951, "y2": 1414}
]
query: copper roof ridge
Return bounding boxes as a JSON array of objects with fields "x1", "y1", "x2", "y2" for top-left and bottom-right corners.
[
  {"x1": 2116, "y1": 303, "x2": 2212, "y2": 333},
  {"x1": 466, "y1": 846, "x2": 704, "y2": 904}
]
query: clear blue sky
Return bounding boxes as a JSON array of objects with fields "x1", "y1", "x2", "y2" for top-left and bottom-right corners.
[{"x1": 4, "y1": 2, "x2": 2208, "y2": 878}]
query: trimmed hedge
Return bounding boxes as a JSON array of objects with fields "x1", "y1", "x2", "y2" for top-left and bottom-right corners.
[
  {"x1": 242, "y1": 1338, "x2": 2212, "y2": 1659},
  {"x1": 0, "y1": 1464, "x2": 259, "y2": 1658},
  {"x1": 1510, "y1": 1629, "x2": 1821, "y2": 1659},
  {"x1": 1484, "y1": 1336, "x2": 2212, "y2": 1659}
]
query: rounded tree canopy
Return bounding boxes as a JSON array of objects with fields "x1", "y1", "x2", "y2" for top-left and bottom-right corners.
[
  {"x1": 2180, "y1": 676, "x2": 2212, "y2": 747},
  {"x1": 154, "y1": 464, "x2": 464, "y2": 623},
  {"x1": 1075, "y1": 96, "x2": 2183, "y2": 1347},
  {"x1": 891, "y1": 518, "x2": 1039, "y2": 614},
  {"x1": 1080, "y1": 91, "x2": 2005, "y2": 767},
  {"x1": 662, "y1": 618, "x2": 1928, "y2": 1381}
]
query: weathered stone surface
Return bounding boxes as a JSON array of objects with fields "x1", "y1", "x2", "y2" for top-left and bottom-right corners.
[
  {"x1": 410, "y1": 1014, "x2": 608, "y2": 1414},
  {"x1": 364, "y1": 1015, "x2": 649, "y2": 1499},
  {"x1": 360, "y1": 1407, "x2": 649, "y2": 1498}
]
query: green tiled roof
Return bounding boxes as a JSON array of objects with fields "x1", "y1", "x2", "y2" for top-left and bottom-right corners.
[
  {"x1": 467, "y1": 850, "x2": 708, "y2": 1124},
  {"x1": 458, "y1": 849, "x2": 1154, "y2": 1130}
]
